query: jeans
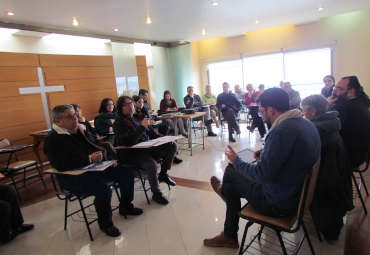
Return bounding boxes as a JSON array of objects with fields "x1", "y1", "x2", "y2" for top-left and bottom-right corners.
[{"x1": 222, "y1": 165, "x2": 295, "y2": 239}]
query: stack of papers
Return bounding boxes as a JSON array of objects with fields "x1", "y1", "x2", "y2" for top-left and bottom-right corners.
[
  {"x1": 115, "y1": 136, "x2": 183, "y2": 149},
  {"x1": 60, "y1": 160, "x2": 117, "y2": 175}
]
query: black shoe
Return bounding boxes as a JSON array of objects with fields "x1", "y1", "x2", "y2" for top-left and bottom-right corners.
[
  {"x1": 182, "y1": 133, "x2": 188, "y2": 138},
  {"x1": 158, "y1": 173, "x2": 176, "y2": 186},
  {"x1": 16, "y1": 224, "x2": 34, "y2": 235},
  {"x1": 101, "y1": 225, "x2": 121, "y2": 237},
  {"x1": 0, "y1": 230, "x2": 16, "y2": 244},
  {"x1": 208, "y1": 132, "x2": 217, "y2": 137},
  {"x1": 119, "y1": 204, "x2": 143, "y2": 216},
  {"x1": 173, "y1": 156, "x2": 183, "y2": 164},
  {"x1": 229, "y1": 137, "x2": 236, "y2": 143},
  {"x1": 152, "y1": 193, "x2": 169, "y2": 205}
]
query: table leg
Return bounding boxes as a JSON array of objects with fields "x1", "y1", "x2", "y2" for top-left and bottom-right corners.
[
  {"x1": 174, "y1": 118, "x2": 179, "y2": 136},
  {"x1": 202, "y1": 115, "x2": 205, "y2": 150},
  {"x1": 188, "y1": 118, "x2": 192, "y2": 156}
]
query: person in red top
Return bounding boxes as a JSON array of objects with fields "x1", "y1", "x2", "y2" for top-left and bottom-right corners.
[
  {"x1": 244, "y1": 84, "x2": 266, "y2": 138},
  {"x1": 243, "y1": 84, "x2": 257, "y2": 106}
]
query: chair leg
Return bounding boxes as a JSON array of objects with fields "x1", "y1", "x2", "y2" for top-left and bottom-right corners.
[
  {"x1": 36, "y1": 165, "x2": 47, "y2": 189},
  {"x1": 64, "y1": 199, "x2": 68, "y2": 230},
  {"x1": 138, "y1": 173, "x2": 150, "y2": 205},
  {"x1": 239, "y1": 221, "x2": 253, "y2": 255},
  {"x1": 311, "y1": 212, "x2": 322, "y2": 242},
  {"x1": 275, "y1": 230, "x2": 288, "y2": 255},
  {"x1": 257, "y1": 225, "x2": 264, "y2": 241},
  {"x1": 78, "y1": 197, "x2": 94, "y2": 241},
  {"x1": 359, "y1": 172, "x2": 369, "y2": 196},
  {"x1": 302, "y1": 221, "x2": 316, "y2": 255},
  {"x1": 352, "y1": 173, "x2": 368, "y2": 215},
  {"x1": 10, "y1": 175, "x2": 21, "y2": 200}
]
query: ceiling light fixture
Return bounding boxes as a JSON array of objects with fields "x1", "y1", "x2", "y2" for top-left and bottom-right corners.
[
  {"x1": 211, "y1": 1, "x2": 219, "y2": 6},
  {"x1": 6, "y1": 10, "x2": 15, "y2": 16},
  {"x1": 146, "y1": 16, "x2": 152, "y2": 24},
  {"x1": 72, "y1": 17, "x2": 79, "y2": 27},
  {"x1": 202, "y1": 28, "x2": 206, "y2": 36},
  {"x1": 255, "y1": 19, "x2": 260, "y2": 24},
  {"x1": 113, "y1": 28, "x2": 119, "y2": 32},
  {"x1": 318, "y1": 5, "x2": 324, "y2": 12}
]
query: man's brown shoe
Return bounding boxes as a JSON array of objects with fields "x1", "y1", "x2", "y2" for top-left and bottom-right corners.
[
  {"x1": 210, "y1": 176, "x2": 225, "y2": 202},
  {"x1": 203, "y1": 232, "x2": 239, "y2": 248}
]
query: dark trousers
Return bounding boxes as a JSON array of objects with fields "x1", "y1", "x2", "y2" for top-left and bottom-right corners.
[
  {"x1": 222, "y1": 108, "x2": 240, "y2": 137},
  {"x1": 58, "y1": 165, "x2": 134, "y2": 230},
  {"x1": 0, "y1": 184, "x2": 23, "y2": 241},
  {"x1": 248, "y1": 106, "x2": 266, "y2": 137},
  {"x1": 121, "y1": 142, "x2": 177, "y2": 194},
  {"x1": 222, "y1": 165, "x2": 294, "y2": 239}
]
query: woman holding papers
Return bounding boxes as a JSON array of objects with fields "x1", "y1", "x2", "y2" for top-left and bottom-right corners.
[
  {"x1": 159, "y1": 90, "x2": 188, "y2": 137},
  {"x1": 114, "y1": 96, "x2": 178, "y2": 205}
]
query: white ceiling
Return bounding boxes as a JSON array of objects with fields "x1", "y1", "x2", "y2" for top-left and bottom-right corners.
[{"x1": 0, "y1": 0, "x2": 369, "y2": 42}]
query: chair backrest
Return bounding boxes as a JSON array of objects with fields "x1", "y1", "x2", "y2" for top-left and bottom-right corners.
[
  {"x1": 0, "y1": 138, "x2": 11, "y2": 149},
  {"x1": 295, "y1": 160, "x2": 320, "y2": 223}
]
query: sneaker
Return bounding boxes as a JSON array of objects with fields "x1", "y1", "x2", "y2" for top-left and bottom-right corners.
[
  {"x1": 229, "y1": 136, "x2": 236, "y2": 143},
  {"x1": 101, "y1": 225, "x2": 121, "y2": 237},
  {"x1": 119, "y1": 204, "x2": 143, "y2": 216},
  {"x1": 208, "y1": 131, "x2": 217, "y2": 137},
  {"x1": 204, "y1": 232, "x2": 239, "y2": 248},
  {"x1": 210, "y1": 176, "x2": 225, "y2": 202},
  {"x1": 152, "y1": 193, "x2": 169, "y2": 205},
  {"x1": 173, "y1": 156, "x2": 183, "y2": 164},
  {"x1": 158, "y1": 173, "x2": 176, "y2": 186}
]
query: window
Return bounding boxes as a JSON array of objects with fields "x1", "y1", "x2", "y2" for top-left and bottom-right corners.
[
  {"x1": 284, "y1": 48, "x2": 331, "y2": 99},
  {"x1": 208, "y1": 59, "x2": 243, "y2": 95},
  {"x1": 208, "y1": 47, "x2": 332, "y2": 99},
  {"x1": 243, "y1": 53, "x2": 284, "y2": 89}
]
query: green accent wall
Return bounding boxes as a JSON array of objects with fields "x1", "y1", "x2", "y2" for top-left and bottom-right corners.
[{"x1": 168, "y1": 44, "x2": 193, "y2": 105}]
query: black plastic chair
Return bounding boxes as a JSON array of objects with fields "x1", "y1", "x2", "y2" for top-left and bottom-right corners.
[
  {"x1": 45, "y1": 168, "x2": 123, "y2": 241},
  {"x1": 0, "y1": 138, "x2": 46, "y2": 198}
]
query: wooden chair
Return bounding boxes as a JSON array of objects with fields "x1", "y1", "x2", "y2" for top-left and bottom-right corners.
[
  {"x1": 44, "y1": 168, "x2": 123, "y2": 241},
  {"x1": 351, "y1": 156, "x2": 369, "y2": 215},
  {"x1": 238, "y1": 161, "x2": 320, "y2": 255},
  {"x1": 0, "y1": 138, "x2": 46, "y2": 198}
]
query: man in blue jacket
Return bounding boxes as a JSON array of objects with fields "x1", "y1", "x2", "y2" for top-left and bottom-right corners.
[{"x1": 204, "y1": 88, "x2": 321, "y2": 248}]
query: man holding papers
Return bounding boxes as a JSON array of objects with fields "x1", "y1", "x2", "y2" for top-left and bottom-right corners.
[
  {"x1": 114, "y1": 96, "x2": 177, "y2": 205},
  {"x1": 44, "y1": 105, "x2": 142, "y2": 238}
]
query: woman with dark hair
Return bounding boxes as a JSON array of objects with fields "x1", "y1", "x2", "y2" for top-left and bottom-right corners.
[
  {"x1": 321, "y1": 75, "x2": 335, "y2": 98},
  {"x1": 71, "y1": 104, "x2": 98, "y2": 143},
  {"x1": 94, "y1": 98, "x2": 116, "y2": 136},
  {"x1": 159, "y1": 91, "x2": 187, "y2": 137}
]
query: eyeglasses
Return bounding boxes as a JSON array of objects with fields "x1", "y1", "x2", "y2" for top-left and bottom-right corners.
[
  {"x1": 63, "y1": 113, "x2": 77, "y2": 120},
  {"x1": 123, "y1": 102, "x2": 133, "y2": 106}
]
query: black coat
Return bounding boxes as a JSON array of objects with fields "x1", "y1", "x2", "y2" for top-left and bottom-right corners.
[
  {"x1": 113, "y1": 115, "x2": 160, "y2": 161},
  {"x1": 216, "y1": 92, "x2": 242, "y2": 113},
  {"x1": 94, "y1": 112, "x2": 117, "y2": 135},
  {"x1": 330, "y1": 94, "x2": 370, "y2": 168},
  {"x1": 310, "y1": 111, "x2": 354, "y2": 240}
]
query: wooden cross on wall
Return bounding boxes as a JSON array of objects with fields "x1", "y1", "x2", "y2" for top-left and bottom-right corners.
[{"x1": 18, "y1": 67, "x2": 65, "y2": 129}]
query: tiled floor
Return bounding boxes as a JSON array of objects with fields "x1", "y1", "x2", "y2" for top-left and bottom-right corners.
[{"x1": 0, "y1": 124, "x2": 368, "y2": 254}]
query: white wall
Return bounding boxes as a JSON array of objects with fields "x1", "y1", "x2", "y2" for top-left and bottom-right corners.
[{"x1": 0, "y1": 32, "x2": 112, "y2": 55}]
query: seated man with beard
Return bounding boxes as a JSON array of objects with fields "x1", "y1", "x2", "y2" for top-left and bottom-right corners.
[{"x1": 204, "y1": 88, "x2": 320, "y2": 248}]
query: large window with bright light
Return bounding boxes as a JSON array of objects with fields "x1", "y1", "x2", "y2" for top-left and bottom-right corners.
[
  {"x1": 208, "y1": 47, "x2": 332, "y2": 99},
  {"x1": 208, "y1": 59, "x2": 243, "y2": 95}
]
